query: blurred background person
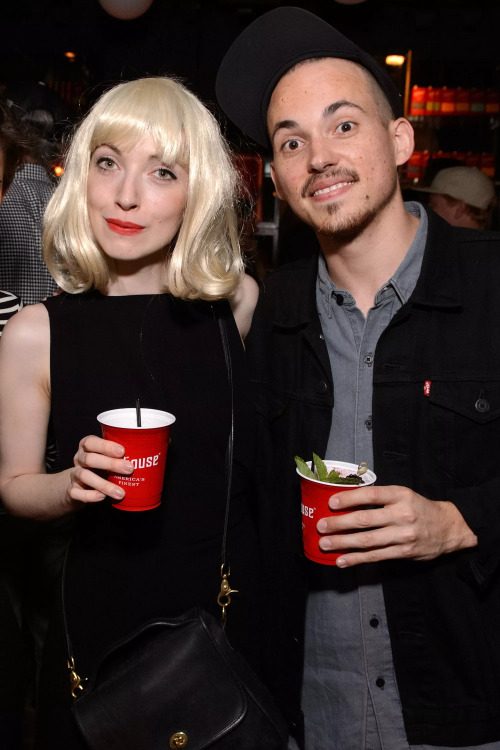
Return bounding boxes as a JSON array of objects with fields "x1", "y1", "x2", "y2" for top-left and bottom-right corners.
[
  {"x1": 414, "y1": 165, "x2": 497, "y2": 230},
  {"x1": 0, "y1": 81, "x2": 68, "y2": 305},
  {"x1": 0, "y1": 96, "x2": 29, "y2": 750}
]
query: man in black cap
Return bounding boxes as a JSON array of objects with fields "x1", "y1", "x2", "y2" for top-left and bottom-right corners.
[{"x1": 217, "y1": 7, "x2": 500, "y2": 750}]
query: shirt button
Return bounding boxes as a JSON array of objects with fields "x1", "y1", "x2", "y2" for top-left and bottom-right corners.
[
  {"x1": 370, "y1": 617, "x2": 379, "y2": 628},
  {"x1": 363, "y1": 353, "x2": 374, "y2": 367},
  {"x1": 475, "y1": 398, "x2": 490, "y2": 413},
  {"x1": 364, "y1": 416, "x2": 373, "y2": 431},
  {"x1": 376, "y1": 677, "x2": 385, "y2": 689}
]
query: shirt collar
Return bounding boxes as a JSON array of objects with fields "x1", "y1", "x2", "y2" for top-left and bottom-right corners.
[
  {"x1": 15, "y1": 162, "x2": 52, "y2": 184},
  {"x1": 317, "y1": 201, "x2": 427, "y2": 317}
]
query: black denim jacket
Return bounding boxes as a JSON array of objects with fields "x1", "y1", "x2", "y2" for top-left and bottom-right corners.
[{"x1": 247, "y1": 208, "x2": 500, "y2": 747}]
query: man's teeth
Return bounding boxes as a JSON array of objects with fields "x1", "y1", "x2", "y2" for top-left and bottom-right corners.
[{"x1": 313, "y1": 181, "x2": 352, "y2": 196}]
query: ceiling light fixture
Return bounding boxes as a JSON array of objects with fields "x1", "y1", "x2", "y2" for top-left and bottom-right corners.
[
  {"x1": 98, "y1": 0, "x2": 153, "y2": 20},
  {"x1": 386, "y1": 54, "x2": 405, "y2": 67}
]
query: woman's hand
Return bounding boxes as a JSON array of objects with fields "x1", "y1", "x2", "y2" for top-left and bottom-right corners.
[{"x1": 69, "y1": 435, "x2": 134, "y2": 505}]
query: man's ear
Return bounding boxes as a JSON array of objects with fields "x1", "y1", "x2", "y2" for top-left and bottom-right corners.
[
  {"x1": 270, "y1": 162, "x2": 284, "y2": 201},
  {"x1": 453, "y1": 199, "x2": 468, "y2": 221},
  {"x1": 392, "y1": 117, "x2": 415, "y2": 168}
]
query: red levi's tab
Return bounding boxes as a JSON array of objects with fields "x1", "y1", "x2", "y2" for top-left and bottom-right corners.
[{"x1": 424, "y1": 380, "x2": 431, "y2": 396}]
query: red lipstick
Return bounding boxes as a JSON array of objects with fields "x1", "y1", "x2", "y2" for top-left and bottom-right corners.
[{"x1": 106, "y1": 218, "x2": 145, "y2": 235}]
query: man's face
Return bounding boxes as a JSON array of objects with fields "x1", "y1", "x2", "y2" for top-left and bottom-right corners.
[
  {"x1": 428, "y1": 193, "x2": 461, "y2": 226},
  {"x1": 267, "y1": 58, "x2": 410, "y2": 241}
]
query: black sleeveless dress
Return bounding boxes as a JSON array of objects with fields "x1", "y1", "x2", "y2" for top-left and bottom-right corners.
[{"x1": 36, "y1": 291, "x2": 261, "y2": 748}]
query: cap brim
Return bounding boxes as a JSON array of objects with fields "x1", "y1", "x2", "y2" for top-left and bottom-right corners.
[
  {"x1": 410, "y1": 186, "x2": 436, "y2": 193},
  {"x1": 216, "y1": 6, "x2": 403, "y2": 148}
]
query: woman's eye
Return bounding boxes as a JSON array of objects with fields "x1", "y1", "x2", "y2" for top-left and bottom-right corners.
[
  {"x1": 336, "y1": 121, "x2": 354, "y2": 134},
  {"x1": 96, "y1": 157, "x2": 116, "y2": 170},
  {"x1": 156, "y1": 167, "x2": 176, "y2": 180}
]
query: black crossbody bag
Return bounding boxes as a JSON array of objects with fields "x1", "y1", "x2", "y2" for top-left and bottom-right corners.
[{"x1": 63, "y1": 313, "x2": 288, "y2": 750}]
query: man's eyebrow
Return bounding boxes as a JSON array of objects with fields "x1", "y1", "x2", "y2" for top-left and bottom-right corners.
[
  {"x1": 271, "y1": 100, "x2": 365, "y2": 143},
  {"x1": 323, "y1": 100, "x2": 364, "y2": 118},
  {"x1": 271, "y1": 119, "x2": 298, "y2": 142}
]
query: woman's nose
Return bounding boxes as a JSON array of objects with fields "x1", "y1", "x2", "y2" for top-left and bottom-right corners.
[{"x1": 114, "y1": 175, "x2": 139, "y2": 210}]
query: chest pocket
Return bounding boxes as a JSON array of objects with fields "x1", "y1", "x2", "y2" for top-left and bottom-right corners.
[
  {"x1": 427, "y1": 380, "x2": 500, "y2": 424},
  {"x1": 426, "y1": 379, "x2": 500, "y2": 487}
]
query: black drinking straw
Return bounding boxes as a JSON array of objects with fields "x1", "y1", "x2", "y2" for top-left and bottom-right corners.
[{"x1": 136, "y1": 398, "x2": 142, "y2": 427}]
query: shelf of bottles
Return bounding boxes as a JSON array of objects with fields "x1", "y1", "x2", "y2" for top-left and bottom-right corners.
[{"x1": 403, "y1": 85, "x2": 499, "y2": 185}]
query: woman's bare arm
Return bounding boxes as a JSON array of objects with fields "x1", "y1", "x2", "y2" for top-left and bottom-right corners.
[{"x1": 0, "y1": 305, "x2": 132, "y2": 519}]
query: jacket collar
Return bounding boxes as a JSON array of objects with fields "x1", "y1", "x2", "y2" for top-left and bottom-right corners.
[
  {"x1": 409, "y1": 206, "x2": 463, "y2": 309},
  {"x1": 269, "y1": 205, "x2": 463, "y2": 329},
  {"x1": 269, "y1": 253, "x2": 320, "y2": 329}
]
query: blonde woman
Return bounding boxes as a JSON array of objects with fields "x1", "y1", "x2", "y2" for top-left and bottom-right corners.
[{"x1": 0, "y1": 77, "x2": 261, "y2": 748}]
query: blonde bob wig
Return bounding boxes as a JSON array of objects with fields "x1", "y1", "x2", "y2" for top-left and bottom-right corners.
[{"x1": 43, "y1": 76, "x2": 244, "y2": 300}]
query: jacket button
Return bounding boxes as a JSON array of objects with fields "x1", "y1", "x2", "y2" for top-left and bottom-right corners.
[
  {"x1": 364, "y1": 416, "x2": 373, "y2": 431},
  {"x1": 316, "y1": 381, "x2": 328, "y2": 394},
  {"x1": 475, "y1": 398, "x2": 490, "y2": 413},
  {"x1": 376, "y1": 677, "x2": 385, "y2": 689},
  {"x1": 370, "y1": 617, "x2": 379, "y2": 628}
]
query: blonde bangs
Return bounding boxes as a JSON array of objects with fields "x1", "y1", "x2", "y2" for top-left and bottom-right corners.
[{"x1": 89, "y1": 79, "x2": 188, "y2": 168}]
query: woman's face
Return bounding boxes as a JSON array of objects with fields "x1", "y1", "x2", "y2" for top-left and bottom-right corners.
[{"x1": 87, "y1": 134, "x2": 188, "y2": 268}]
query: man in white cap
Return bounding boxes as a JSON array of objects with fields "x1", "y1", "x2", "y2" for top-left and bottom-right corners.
[
  {"x1": 217, "y1": 6, "x2": 500, "y2": 750},
  {"x1": 414, "y1": 166, "x2": 496, "y2": 230}
]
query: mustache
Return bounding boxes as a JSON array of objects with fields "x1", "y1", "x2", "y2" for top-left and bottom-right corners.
[{"x1": 301, "y1": 168, "x2": 359, "y2": 199}]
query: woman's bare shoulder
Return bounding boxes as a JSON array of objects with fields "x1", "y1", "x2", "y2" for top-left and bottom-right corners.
[
  {"x1": 230, "y1": 273, "x2": 260, "y2": 341},
  {"x1": 1, "y1": 303, "x2": 50, "y2": 362}
]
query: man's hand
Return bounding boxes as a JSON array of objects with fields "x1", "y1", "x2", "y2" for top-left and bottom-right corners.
[{"x1": 316, "y1": 485, "x2": 478, "y2": 567}]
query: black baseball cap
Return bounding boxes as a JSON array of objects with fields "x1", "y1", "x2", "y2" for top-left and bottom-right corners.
[{"x1": 216, "y1": 6, "x2": 404, "y2": 148}]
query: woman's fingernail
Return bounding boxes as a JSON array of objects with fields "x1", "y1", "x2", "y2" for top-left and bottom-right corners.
[
  {"x1": 336, "y1": 557, "x2": 347, "y2": 568},
  {"x1": 112, "y1": 487, "x2": 125, "y2": 499},
  {"x1": 330, "y1": 495, "x2": 340, "y2": 508},
  {"x1": 317, "y1": 519, "x2": 328, "y2": 533},
  {"x1": 124, "y1": 462, "x2": 134, "y2": 474}
]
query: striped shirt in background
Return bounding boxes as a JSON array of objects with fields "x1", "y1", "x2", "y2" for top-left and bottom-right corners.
[{"x1": 0, "y1": 290, "x2": 22, "y2": 336}]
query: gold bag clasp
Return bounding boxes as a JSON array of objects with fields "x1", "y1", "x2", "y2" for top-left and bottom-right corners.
[{"x1": 170, "y1": 731, "x2": 188, "y2": 748}]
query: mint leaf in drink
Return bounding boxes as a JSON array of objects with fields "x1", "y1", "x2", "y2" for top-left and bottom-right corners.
[
  {"x1": 312, "y1": 453, "x2": 328, "y2": 481},
  {"x1": 336, "y1": 475, "x2": 363, "y2": 485},
  {"x1": 294, "y1": 456, "x2": 315, "y2": 479},
  {"x1": 295, "y1": 454, "x2": 368, "y2": 485},
  {"x1": 326, "y1": 468, "x2": 341, "y2": 483}
]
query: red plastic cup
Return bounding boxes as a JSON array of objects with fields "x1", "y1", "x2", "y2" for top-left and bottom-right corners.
[
  {"x1": 97, "y1": 408, "x2": 176, "y2": 511},
  {"x1": 297, "y1": 460, "x2": 376, "y2": 565}
]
